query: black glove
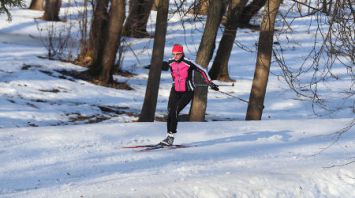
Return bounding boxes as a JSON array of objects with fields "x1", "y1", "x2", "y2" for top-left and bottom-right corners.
[{"x1": 209, "y1": 82, "x2": 219, "y2": 91}]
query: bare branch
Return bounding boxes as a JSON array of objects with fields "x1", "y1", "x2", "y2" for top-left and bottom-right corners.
[{"x1": 273, "y1": 0, "x2": 354, "y2": 115}]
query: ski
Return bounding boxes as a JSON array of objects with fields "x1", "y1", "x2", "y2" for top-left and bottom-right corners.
[
  {"x1": 122, "y1": 144, "x2": 163, "y2": 149},
  {"x1": 122, "y1": 143, "x2": 193, "y2": 151},
  {"x1": 140, "y1": 144, "x2": 192, "y2": 152}
]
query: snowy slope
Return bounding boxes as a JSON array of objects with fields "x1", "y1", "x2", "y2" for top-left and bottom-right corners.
[
  {"x1": 1, "y1": 3, "x2": 353, "y2": 129},
  {"x1": 0, "y1": 119, "x2": 354, "y2": 197},
  {"x1": 0, "y1": 0, "x2": 354, "y2": 197}
]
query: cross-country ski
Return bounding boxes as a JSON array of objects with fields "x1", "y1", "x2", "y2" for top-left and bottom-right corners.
[{"x1": 123, "y1": 143, "x2": 194, "y2": 151}]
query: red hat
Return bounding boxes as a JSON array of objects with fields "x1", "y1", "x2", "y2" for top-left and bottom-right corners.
[{"x1": 172, "y1": 44, "x2": 183, "y2": 54}]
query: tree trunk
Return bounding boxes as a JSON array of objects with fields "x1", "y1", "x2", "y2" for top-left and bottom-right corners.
[
  {"x1": 75, "y1": 0, "x2": 91, "y2": 66},
  {"x1": 189, "y1": 0, "x2": 227, "y2": 121},
  {"x1": 29, "y1": 0, "x2": 44, "y2": 10},
  {"x1": 139, "y1": 0, "x2": 169, "y2": 122},
  {"x1": 245, "y1": 0, "x2": 281, "y2": 120},
  {"x1": 209, "y1": 0, "x2": 248, "y2": 81},
  {"x1": 41, "y1": 0, "x2": 62, "y2": 21},
  {"x1": 87, "y1": 0, "x2": 110, "y2": 75},
  {"x1": 151, "y1": 0, "x2": 159, "y2": 11},
  {"x1": 190, "y1": 0, "x2": 210, "y2": 15},
  {"x1": 97, "y1": 0, "x2": 126, "y2": 84},
  {"x1": 123, "y1": 0, "x2": 154, "y2": 38},
  {"x1": 239, "y1": 0, "x2": 266, "y2": 25}
]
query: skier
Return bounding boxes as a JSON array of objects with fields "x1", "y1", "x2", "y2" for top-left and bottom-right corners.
[{"x1": 160, "y1": 44, "x2": 219, "y2": 146}]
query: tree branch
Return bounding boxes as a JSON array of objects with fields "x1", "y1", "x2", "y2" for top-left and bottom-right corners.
[{"x1": 288, "y1": 0, "x2": 324, "y2": 13}]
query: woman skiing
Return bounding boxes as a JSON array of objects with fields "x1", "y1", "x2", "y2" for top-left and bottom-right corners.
[{"x1": 160, "y1": 44, "x2": 219, "y2": 146}]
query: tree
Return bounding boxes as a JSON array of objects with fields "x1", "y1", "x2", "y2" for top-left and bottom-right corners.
[
  {"x1": 29, "y1": 0, "x2": 44, "y2": 10},
  {"x1": 41, "y1": 0, "x2": 62, "y2": 21},
  {"x1": 97, "y1": 0, "x2": 126, "y2": 84},
  {"x1": 274, "y1": 0, "x2": 354, "y2": 115},
  {"x1": 245, "y1": 0, "x2": 282, "y2": 120},
  {"x1": 0, "y1": 0, "x2": 24, "y2": 20},
  {"x1": 86, "y1": 0, "x2": 126, "y2": 85},
  {"x1": 75, "y1": 0, "x2": 92, "y2": 66},
  {"x1": 209, "y1": 0, "x2": 248, "y2": 81},
  {"x1": 151, "y1": 0, "x2": 159, "y2": 11},
  {"x1": 85, "y1": 0, "x2": 109, "y2": 72},
  {"x1": 77, "y1": 0, "x2": 109, "y2": 67},
  {"x1": 190, "y1": 0, "x2": 210, "y2": 15},
  {"x1": 189, "y1": 0, "x2": 227, "y2": 121},
  {"x1": 123, "y1": 0, "x2": 154, "y2": 38},
  {"x1": 139, "y1": 0, "x2": 169, "y2": 121},
  {"x1": 239, "y1": 0, "x2": 267, "y2": 27}
]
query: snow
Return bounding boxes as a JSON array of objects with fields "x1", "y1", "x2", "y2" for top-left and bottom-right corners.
[
  {"x1": 1, "y1": 120, "x2": 354, "y2": 197},
  {"x1": 0, "y1": 1, "x2": 354, "y2": 197}
]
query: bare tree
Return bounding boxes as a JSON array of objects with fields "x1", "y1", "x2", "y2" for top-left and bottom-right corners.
[
  {"x1": 274, "y1": 0, "x2": 354, "y2": 115},
  {"x1": 139, "y1": 0, "x2": 169, "y2": 121},
  {"x1": 245, "y1": 0, "x2": 282, "y2": 120},
  {"x1": 123, "y1": 0, "x2": 154, "y2": 38},
  {"x1": 76, "y1": 0, "x2": 94, "y2": 66},
  {"x1": 86, "y1": 0, "x2": 126, "y2": 85},
  {"x1": 151, "y1": 0, "x2": 159, "y2": 11},
  {"x1": 86, "y1": 0, "x2": 109, "y2": 72},
  {"x1": 98, "y1": 0, "x2": 126, "y2": 84},
  {"x1": 239, "y1": 0, "x2": 266, "y2": 27},
  {"x1": 190, "y1": 0, "x2": 209, "y2": 15},
  {"x1": 41, "y1": 0, "x2": 61, "y2": 21},
  {"x1": 189, "y1": 0, "x2": 227, "y2": 121},
  {"x1": 29, "y1": 0, "x2": 44, "y2": 10},
  {"x1": 209, "y1": 0, "x2": 248, "y2": 81}
]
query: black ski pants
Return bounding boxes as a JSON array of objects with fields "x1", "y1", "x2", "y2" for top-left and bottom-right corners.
[{"x1": 167, "y1": 88, "x2": 193, "y2": 134}]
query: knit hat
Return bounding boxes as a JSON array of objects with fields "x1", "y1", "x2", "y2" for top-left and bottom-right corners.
[{"x1": 172, "y1": 44, "x2": 183, "y2": 54}]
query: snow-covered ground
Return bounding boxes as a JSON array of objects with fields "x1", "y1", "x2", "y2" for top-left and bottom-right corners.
[
  {"x1": 1, "y1": 119, "x2": 354, "y2": 197},
  {"x1": 0, "y1": 1, "x2": 354, "y2": 197}
]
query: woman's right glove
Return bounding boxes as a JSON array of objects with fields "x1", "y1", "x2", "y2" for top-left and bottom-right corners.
[{"x1": 209, "y1": 82, "x2": 219, "y2": 91}]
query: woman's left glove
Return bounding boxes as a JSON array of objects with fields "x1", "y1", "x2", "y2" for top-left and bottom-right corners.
[{"x1": 209, "y1": 82, "x2": 219, "y2": 91}]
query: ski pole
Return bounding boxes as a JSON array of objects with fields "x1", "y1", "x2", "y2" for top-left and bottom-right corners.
[
  {"x1": 196, "y1": 84, "x2": 264, "y2": 110},
  {"x1": 195, "y1": 83, "x2": 235, "y2": 87},
  {"x1": 216, "y1": 90, "x2": 264, "y2": 110},
  {"x1": 216, "y1": 90, "x2": 249, "y2": 104},
  {"x1": 195, "y1": 84, "x2": 249, "y2": 103}
]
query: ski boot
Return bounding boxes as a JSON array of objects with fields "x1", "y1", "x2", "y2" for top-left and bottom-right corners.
[{"x1": 160, "y1": 133, "x2": 174, "y2": 146}]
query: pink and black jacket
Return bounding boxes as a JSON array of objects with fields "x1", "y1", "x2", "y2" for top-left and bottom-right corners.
[{"x1": 167, "y1": 56, "x2": 211, "y2": 92}]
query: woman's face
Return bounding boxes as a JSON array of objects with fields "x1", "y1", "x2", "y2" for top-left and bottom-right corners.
[{"x1": 172, "y1": 52, "x2": 183, "y2": 61}]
